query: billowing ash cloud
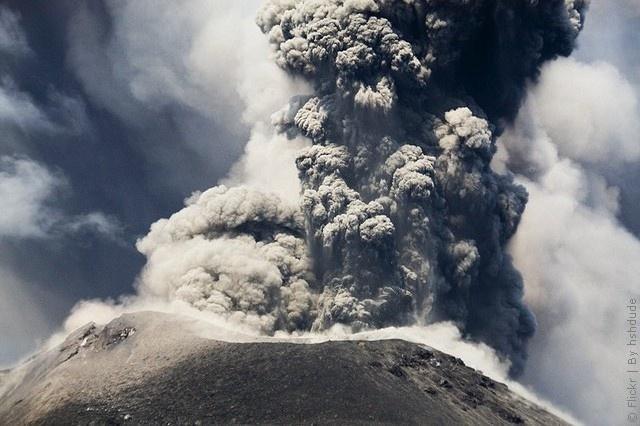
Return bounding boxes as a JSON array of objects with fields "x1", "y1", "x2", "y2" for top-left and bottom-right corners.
[
  {"x1": 137, "y1": 186, "x2": 316, "y2": 332},
  {"x1": 136, "y1": 0, "x2": 588, "y2": 375}
]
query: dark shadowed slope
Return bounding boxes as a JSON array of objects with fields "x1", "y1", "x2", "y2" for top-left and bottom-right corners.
[{"x1": 0, "y1": 312, "x2": 568, "y2": 425}]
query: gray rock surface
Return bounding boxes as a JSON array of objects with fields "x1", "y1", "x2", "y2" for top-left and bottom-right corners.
[{"x1": 0, "y1": 312, "x2": 569, "y2": 425}]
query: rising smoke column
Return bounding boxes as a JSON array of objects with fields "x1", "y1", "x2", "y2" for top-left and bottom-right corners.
[{"x1": 137, "y1": 0, "x2": 587, "y2": 375}]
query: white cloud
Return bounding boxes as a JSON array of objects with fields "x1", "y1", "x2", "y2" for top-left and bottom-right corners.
[
  {"x1": 0, "y1": 156, "x2": 121, "y2": 240},
  {"x1": 0, "y1": 80, "x2": 54, "y2": 131},
  {"x1": 0, "y1": 73, "x2": 93, "y2": 153},
  {"x1": 0, "y1": 6, "x2": 30, "y2": 57},
  {"x1": 529, "y1": 58, "x2": 640, "y2": 165},
  {"x1": 497, "y1": 55, "x2": 640, "y2": 423},
  {"x1": 62, "y1": 211, "x2": 123, "y2": 239},
  {"x1": 0, "y1": 157, "x2": 60, "y2": 238},
  {"x1": 512, "y1": 165, "x2": 640, "y2": 424}
]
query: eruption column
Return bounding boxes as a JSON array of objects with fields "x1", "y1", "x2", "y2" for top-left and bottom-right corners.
[{"x1": 138, "y1": 0, "x2": 588, "y2": 375}]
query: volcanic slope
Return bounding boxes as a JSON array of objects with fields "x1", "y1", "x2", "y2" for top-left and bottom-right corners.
[{"x1": 0, "y1": 312, "x2": 568, "y2": 425}]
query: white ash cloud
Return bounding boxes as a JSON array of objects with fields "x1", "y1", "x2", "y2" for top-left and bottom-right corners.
[
  {"x1": 496, "y1": 49, "x2": 640, "y2": 424},
  {"x1": 526, "y1": 58, "x2": 640, "y2": 165},
  {"x1": 136, "y1": 186, "x2": 315, "y2": 332}
]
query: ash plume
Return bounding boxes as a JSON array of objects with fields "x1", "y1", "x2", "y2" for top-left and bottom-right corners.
[{"x1": 137, "y1": 0, "x2": 588, "y2": 375}]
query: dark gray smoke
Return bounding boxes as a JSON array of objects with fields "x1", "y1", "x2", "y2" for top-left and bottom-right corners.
[{"x1": 137, "y1": 0, "x2": 587, "y2": 376}]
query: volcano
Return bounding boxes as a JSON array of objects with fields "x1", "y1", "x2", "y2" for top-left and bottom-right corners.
[{"x1": 0, "y1": 312, "x2": 568, "y2": 425}]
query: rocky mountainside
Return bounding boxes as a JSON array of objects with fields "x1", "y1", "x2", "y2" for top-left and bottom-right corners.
[{"x1": 0, "y1": 312, "x2": 569, "y2": 425}]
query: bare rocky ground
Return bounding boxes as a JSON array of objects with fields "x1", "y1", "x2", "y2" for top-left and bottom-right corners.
[{"x1": 0, "y1": 312, "x2": 569, "y2": 425}]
